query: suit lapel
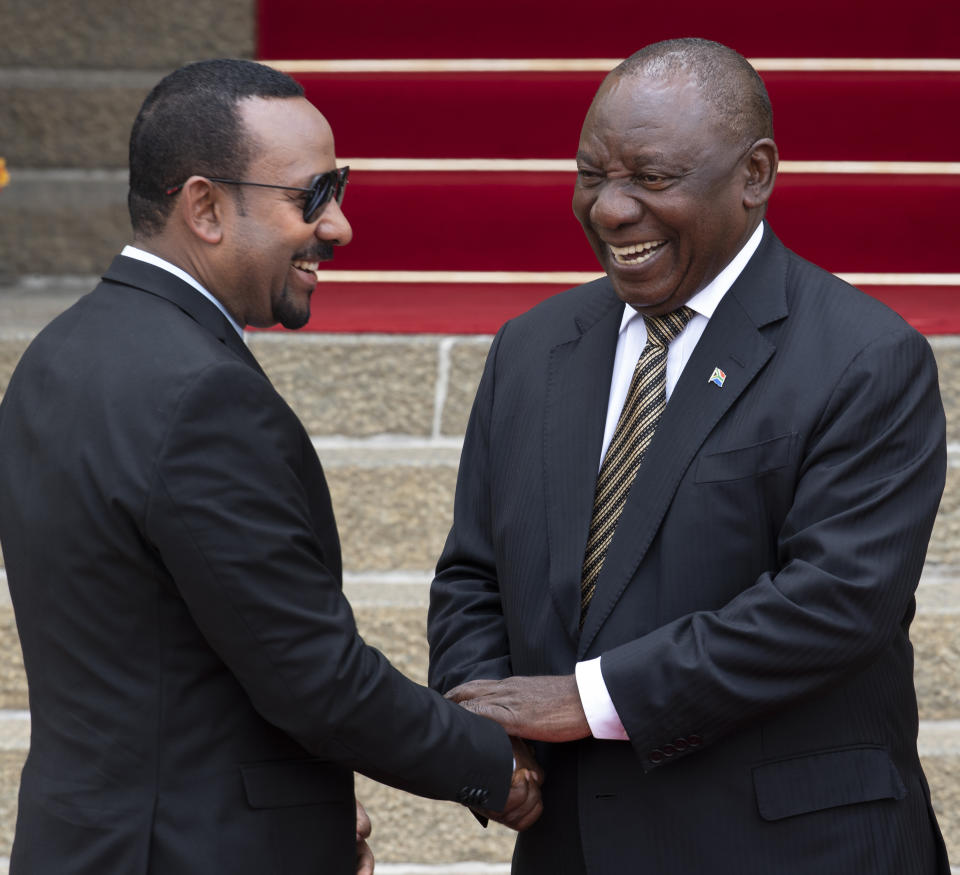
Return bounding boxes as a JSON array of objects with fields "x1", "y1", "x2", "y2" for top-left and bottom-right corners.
[
  {"x1": 543, "y1": 279, "x2": 624, "y2": 644},
  {"x1": 101, "y1": 255, "x2": 267, "y2": 377},
  {"x1": 578, "y1": 227, "x2": 789, "y2": 655}
]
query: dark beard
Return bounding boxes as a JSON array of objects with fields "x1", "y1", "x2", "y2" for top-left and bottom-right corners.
[
  {"x1": 275, "y1": 242, "x2": 333, "y2": 329},
  {"x1": 274, "y1": 285, "x2": 311, "y2": 330}
]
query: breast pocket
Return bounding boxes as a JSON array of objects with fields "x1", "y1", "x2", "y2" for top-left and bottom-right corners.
[{"x1": 695, "y1": 432, "x2": 798, "y2": 484}]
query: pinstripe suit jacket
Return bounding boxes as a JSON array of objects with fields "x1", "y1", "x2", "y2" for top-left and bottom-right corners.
[{"x1": 428, "y1": 226, "x2": 951, "y2": 874}]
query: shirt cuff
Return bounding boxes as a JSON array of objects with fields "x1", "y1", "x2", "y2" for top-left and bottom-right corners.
[{"x1": 575, "y1": 657, "x2": 629, "y2": 740}]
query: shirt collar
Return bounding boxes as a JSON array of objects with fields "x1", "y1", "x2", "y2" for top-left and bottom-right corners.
[
  {"x1": 618, "y1": 222, "x2": 765, "y2": 335},
  {"x1": 120, "y1": 245, "x2": 245, "y2": 337}
]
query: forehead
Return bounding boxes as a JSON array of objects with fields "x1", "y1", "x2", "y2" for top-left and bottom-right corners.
[
  {"x1": 239, "y1": 96, "x2": 336, "y2": 174},
  {"x1": 580, "y1": 73, "x2": 724, "y2": 160}
]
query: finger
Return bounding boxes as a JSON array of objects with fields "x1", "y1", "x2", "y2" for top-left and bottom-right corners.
[
  {"x1": 498, "y1": 778, "x2": 543, "y2": 831},
  {"x1": 355, "y1": 800, "x2": 372, "y2": 841},
  {"x1": 355, "y1": 838, "x2": 375, "y2": 875},
  {"x1": 514, "y1": 795, "x2": 544, "y2": 831},
  {"x1": 444, "y1": 680, "x2": 494, "y2": 703},
  {"x1": 511, "y1": 767, "x2": 541, "y2": 788},
  {"x1": 526, "y1": 768, "x2": 544, "y2": 787},
  {"x1": 513, "y1": 780, "x2": 541, "y2": 816},
  {"x1": 509, "y1": 738, "x2": 544, "y2": 786}
]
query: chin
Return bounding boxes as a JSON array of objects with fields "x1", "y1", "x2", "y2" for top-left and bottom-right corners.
[
  {"x1": 611, "y1": 284, "x2": 670, "y2": 312},
  {"x1": 276, "y1": 308, "x2": 311, "y2": 331},
  {"x1": 273, "y1": 288, "x2": 312, "y2": 330}
]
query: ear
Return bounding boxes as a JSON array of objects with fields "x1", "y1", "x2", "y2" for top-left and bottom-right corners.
[
  {"x1": 176, "y1": 176, "x2": 225, "y2": 244},
  {"x1": 742, "y1": 139, "x2": 778, "y2": 209}
]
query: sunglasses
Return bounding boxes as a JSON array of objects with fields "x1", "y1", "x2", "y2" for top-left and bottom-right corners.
[{"x1": 165, "y1": 166, "x2": 349, "y2": 223}]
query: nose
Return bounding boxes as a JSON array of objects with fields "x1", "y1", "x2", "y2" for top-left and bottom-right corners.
[
  {"x1": 316, "y1": 199, "x2": 353, "y2": 246},
  {"x1": 589, "y1": 180, "x2": 642, "y2": 230}
]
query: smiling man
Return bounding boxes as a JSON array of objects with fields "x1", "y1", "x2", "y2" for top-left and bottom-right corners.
[
  {"x1": 0, "y1": 59, "x2": 543, "y2": 875},
  {"x1": 429, "y1": 38, "x2": 951, "y2": 874}
]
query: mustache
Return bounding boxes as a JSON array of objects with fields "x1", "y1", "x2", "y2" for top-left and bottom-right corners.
[{"x1": 297, "y1": 241, "x2": 335, "y2": 263}]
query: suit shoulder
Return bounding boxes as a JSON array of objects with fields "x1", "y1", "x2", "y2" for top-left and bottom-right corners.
[
  {"x1": 16, "y1": 279, "x2": 268, "y2": 414},
  {"x1": 780, "y1": 247, "x2": 924, "y2": 348},
  {"x1": 498, "y1": 276, "x2": 619, "y2": 344}
]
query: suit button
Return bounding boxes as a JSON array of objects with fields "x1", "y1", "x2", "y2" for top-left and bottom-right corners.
[
  {"x1": 662, "y1": 744, "x2": 677, "y2": 757},
  {"x1": 687, "y1": 734, "x2": 703, "y2": 747},
  {"x1": 457, "y1": 786, "x2": 483, "y2": 805},
  {"x1": 673, "y1": 738, "x2": 688, "y2": 751},
  {"x1": 649, "y1": 749, "x2": 664, "y2": 764}
]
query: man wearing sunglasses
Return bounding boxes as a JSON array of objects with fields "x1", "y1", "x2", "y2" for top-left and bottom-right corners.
[{"x1": 0, "y1": 59, "x2": 540, "y2": 875}]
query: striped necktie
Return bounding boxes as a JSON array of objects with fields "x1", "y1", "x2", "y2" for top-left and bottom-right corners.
[{"x1": 580, "y1": 306, "x2": 695, "y2": 624}]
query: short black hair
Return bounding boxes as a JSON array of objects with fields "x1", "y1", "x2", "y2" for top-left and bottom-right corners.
[
  {"x1": 612, "y1": 38, "x2": 773, "y2": 147},
  {"x1": 128, "y1": 58, "x2": 304, "y2": 236}
]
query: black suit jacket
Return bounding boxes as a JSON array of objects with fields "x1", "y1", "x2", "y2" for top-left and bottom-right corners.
[
  {"x1": 0, "y1": 255, "x2": 512, "y2": 874},
  {"x1": 428, "y1": 227, "x2": 951, "y2": 874}
]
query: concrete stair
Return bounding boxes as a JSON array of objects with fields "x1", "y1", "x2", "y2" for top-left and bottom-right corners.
[{"x1": 2, "y1": 288, "x2": 960, "y2": 870}]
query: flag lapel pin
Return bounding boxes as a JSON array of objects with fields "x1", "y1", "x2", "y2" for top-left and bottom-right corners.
[{"x1": 708, "y1": 367, "x2": 726, "y2": 388}]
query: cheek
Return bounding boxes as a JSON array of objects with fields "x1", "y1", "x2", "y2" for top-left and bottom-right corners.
[{"x1": 572, "y1": 189, "x2": 595, "y2": 224}]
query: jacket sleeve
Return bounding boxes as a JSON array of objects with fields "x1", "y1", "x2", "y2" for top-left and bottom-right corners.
[
  {"x1": 428, "y1": 327, "x2": 515, "y2": 693},
  {"x1": 601, "y1": 326, "x2": 946, "y2": 768},
  {"x1": 144, "y1": 359, "x2": 513, "y2": 808}
]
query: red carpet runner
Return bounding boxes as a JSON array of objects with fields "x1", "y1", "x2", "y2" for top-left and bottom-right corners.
[{"x1": 257, "y1": 3, "x2": 960, "y2": 334}]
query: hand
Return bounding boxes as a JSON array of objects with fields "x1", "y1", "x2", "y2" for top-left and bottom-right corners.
[
  {"x1": 477, "y1": 737, "x2": 544, "y2": 831},
  {"x1": 446, "y1": 675, "x2": 591, "y2": 742},
  {"x1": 355, "y1": 799, "x2": 374, "y2": 875}
]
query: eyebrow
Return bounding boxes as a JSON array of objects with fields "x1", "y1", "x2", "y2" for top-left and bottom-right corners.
[
  {"x1": 575, "y1": 149, "x2": 676, "y2": 168},
  {"x1": 629, "y1": 151, "x2": 672, "y2": 166}
]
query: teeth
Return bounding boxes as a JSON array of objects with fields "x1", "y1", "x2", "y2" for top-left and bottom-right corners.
[
  {"x1": 291, "y1": 260, "x2": 319, "y2": 273},
  {"x1": 610, "y1": 240, "x2": 665, "y2": 265}
]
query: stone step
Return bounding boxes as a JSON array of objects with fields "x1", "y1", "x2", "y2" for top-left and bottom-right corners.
[
  {"x1": 13, "y1": 317, "x2": 960, "y2": 576},
  {"x1": 3, "y1": 426, "x2": 960, "y2": 582},
  {"x1": 0, "y1": 173, "x2": 129, "y2": 279},
  {"x1": 0, "y1": 3, "x2": 252, "y2": 69},
  {"x1": 10, "y1": 441, "x2": 960, "y2": 578},
  {"x1": 1, "y1": 290, "x2": 958, "y2": 866},
  {"x1": 342, "y1": 569, "x2": 960, "y2": 724},
  {"x1": 0, "y1": 281, "x2": 494, "y2": 438},
  {"x1": 0, "y1": 706, "x2": 955, "y2": 867},
  {"x1": 3, "y1": 291, "x2": 960, "y2": 444},
  {"x1": 0, "y1": 564, "x2": 956, "y2": 714},
  {"x1": 0, "y1": 71, "x2": 162, "y2": 170},
  {"x1": 4, "y1": 336, "x2": 960, "y2": 580}
]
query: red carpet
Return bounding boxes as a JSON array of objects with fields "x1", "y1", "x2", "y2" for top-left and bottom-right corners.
[
  {"x1": 289, "y1": 282, "x2": 960, "y2": 336},
  {"x1": 259, "y1": 0, "x2": 957, "y2": 60},
  {"x1": 302, "y1": 71, "x2": 960, "y2": 162},
  {"x1": 257, "y1": 1, "x2": 960, "y2": 333},
  {"x1": 328, "y1": 171, "x2": 959, "y2": 274}
]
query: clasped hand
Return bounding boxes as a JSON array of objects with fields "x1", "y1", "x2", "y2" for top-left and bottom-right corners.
[
  {"x1": 445, "y1": 674, "x2": 591, "y2": 742},
  {"x1": 475, "y1": 736, "x2": 544, "y2": 831},
  {"x1": 445, "y1": 674, "x2": 592, "y2": 832}
]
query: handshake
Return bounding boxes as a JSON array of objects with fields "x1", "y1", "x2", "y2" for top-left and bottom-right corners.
[{"x1": 444, "y1": 673, "x2": 592, "y2": 831}]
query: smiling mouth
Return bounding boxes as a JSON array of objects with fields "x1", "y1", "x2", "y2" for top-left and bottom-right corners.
[
  {"x1": 609, "y1": 240, "x2": 666, "y2": 266},
  {"x1": 291, "y1": 259, "x2": 319, "y2": 276}
]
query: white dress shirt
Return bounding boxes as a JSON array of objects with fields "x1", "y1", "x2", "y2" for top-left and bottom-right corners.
[
  {"x1": 575, "y1": 223, "x2": 765, "y2": 740},
  {"x1": 120, "y1": 245, "x2": 245, "y2": 338}
]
